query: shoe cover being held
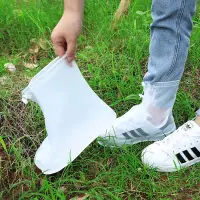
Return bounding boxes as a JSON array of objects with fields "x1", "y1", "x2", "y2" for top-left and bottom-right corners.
[{"x1": 22, "y1": 56, "x2": 116, "y2": 174}]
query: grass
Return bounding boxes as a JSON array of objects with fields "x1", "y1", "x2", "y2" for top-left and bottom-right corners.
[{"x1": 0, "y1": 0, "x2": 200, "y2": 199}]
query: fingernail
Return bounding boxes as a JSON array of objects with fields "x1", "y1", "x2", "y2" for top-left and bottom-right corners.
[
  {"x1": 67, "y1": 58, "x2": 74, "y2": 66},
  {"x1": 65, "y1": 58, "x2": 72, "y2": 67},
  {"x1": 68, "y1": 62, "x2": 72, "y2": 67}
]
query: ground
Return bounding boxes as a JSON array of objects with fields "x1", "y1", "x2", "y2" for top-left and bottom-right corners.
[{"x1": 0, "y1": 0, "x2": 200, "y2": 199}]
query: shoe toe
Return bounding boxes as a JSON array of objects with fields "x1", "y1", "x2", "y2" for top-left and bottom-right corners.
[
  {"x1": 141, "y1": 143, "x2": 177, "y2": 171},
  {"x1": 99, "y1": 117, "x2": 125, "y2": 137}
]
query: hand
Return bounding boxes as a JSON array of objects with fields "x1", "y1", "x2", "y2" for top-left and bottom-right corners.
[{"x1": 51, "y1": 11, "x2": 82, "y2": 62}]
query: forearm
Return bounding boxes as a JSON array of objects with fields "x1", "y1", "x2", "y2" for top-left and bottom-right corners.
[{"x1": 64, "y1": 0, "x2": 84, "y2": 16}]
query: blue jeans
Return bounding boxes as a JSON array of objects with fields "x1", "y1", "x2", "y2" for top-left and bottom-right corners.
[{"x1": 143, "y1": 0, "x2": 199, "y2": 112}]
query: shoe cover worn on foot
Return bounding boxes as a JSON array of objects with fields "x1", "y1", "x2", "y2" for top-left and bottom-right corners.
[
  {"x1": 142, "y1": 120, "x2": 200, "y2": 172},
  {"x1": 99, "y1": 81, "x2": 179, "y2": 147},
  {"x1": 22, "y1": 56, "x2": 116, "y2": 174}
]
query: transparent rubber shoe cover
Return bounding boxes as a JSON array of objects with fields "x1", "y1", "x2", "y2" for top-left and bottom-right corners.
[{"x1": 22, "y1": 56, "x2": 116, "y2": 174}]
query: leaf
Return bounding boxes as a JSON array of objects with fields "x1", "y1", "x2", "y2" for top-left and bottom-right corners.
[
  {"x1": 0, "y1": 136, "x2": 8, "y2": 153},
  {"x1": 0, "y1": 76, "x2": 8, "y2": 85},
  {"x1": 107, "y1": 158, "x2": 113, "y2": 166},
  {"x1": 85, "y1": 46, "x2": 93, "y2": 50},
  {"x1": 137, "y1": 167, "x2": 142, "y2": 172},
  {"x1": 136, "y1": 11, "x2": 146, "y2": 15},
  {"x1": 30, "y1": 38, "x2": 37, "y2": 43},
  {"x1": 24, "y1": 63, "x2": 38, "y2": 69},
  {"x1": 13, "y1": 9, "x2": 23, "y2": 17},
  {"x1": 30, "y1": 38, "x2": 48, "y2": 50},
  {"x1": 38, "y1": 38, "x2": 48, "y2": 50},
  {"x1": 59, "y1": 186, "x2": 67, "y2": 193},
  {"x1": 70, "y1": 194, "x2": 90, "y2": 200},
  {"x1": 4, "y1": 63, "x2": 16, "y2": 73},
  {"x1": 29, "y1": 44, "x2": 39, "y2": 54}
]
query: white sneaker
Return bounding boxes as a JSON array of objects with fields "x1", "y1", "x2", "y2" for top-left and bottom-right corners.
[
  {"x1": 98, "y1": 104, "x2": 176, "y2": 147},
  {"x1": 142, "y1": 121, "x2": 200, "y2": 172}
]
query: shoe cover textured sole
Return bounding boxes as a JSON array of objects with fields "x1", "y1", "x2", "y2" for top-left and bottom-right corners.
[{"x1": 98, "y1": 125, "x2": 176, "y2": 147}]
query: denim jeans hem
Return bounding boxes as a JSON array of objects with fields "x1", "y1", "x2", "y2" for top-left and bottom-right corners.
[
  {"x1": 144, "y1": 80, "x2": 180, "y2": 108},
  {"x1": 144, "y1": 80, "x2": 180, "y2": 87}
]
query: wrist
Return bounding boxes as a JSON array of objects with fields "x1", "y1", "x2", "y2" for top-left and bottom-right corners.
[
  {"x1": 64, "y1": 0, "x2": 84, "y2": 15},
  {"x1": 62, "y1": 10, "x2": 83, "y2": 25},
  {"x1": 63, "y1": 8, "x2": 83, "y2": 19}
]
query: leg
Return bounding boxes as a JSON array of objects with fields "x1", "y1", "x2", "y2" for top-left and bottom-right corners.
[
  {"x1": 142, "y1": 0, "x2": 198, "y2": 126},
  {"x1": 141, "y1": 0, "x2": 200, "y2": 172},
  {"x1": 99, "y1": 0, "x2": 198, "y2": 147},
  {"x1": 145, "y1": 0, "x2": 197, "y2": 83}
]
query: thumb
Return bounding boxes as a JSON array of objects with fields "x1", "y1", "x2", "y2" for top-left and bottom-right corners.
[{"x1": 66, "y1": 39, "x2": 76, "y2": 63}]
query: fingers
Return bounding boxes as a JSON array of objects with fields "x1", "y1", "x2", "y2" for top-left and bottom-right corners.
[
  {"x1": 51, "y1": 33, "x2": 77, "y2": 63},
  {"x1": 53, "y1": 43, "x2": 66, "y2": 57},
  {"x1": 66, "y1": 39, "x2": 76, "y2": 63},
  {"x1": 51, "y1": 35, "x2": 66, "y2": 57}
]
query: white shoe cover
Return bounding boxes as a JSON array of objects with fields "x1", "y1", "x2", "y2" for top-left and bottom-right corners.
[
  {"x1": 22, "y1": 56, "x2": 116, "y2": 174},
  {"x1": 99, "y1": 81, "x2": 178, "y2": 147}
]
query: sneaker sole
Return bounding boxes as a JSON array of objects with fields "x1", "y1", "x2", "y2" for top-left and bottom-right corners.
[
  {"x1": 150, "y1": 157, "x2": 200, "y2": 172},
  {"x1": 98, "y1": 126, "x2": 176, "y2": 148}
]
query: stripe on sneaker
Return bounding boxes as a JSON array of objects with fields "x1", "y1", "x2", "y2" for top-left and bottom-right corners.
[
  {"x1": 183, "y1": 150, "x2": 194, "y2": 161},
  {"x1": 129, "y1": 130, "x2": 140, "y2": 137},
  {"x1": 136, "y1": 128, "x2": 148, "y2": 136},
  {"x1": 160, "y1": 122, "x2": 169, "y2": 131},
  {"x1": 122, "y1": 132, "x2": 132, "y2": 140},
  {"x1": 191, "y1": 147, "x2": 200, "y2": 157},
  {"x1": 160, "y1": 117, "x2": 173, "y2": 131},
  {"x1": 176, "y1": 153, "x2": 186, "y2": 164}
]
